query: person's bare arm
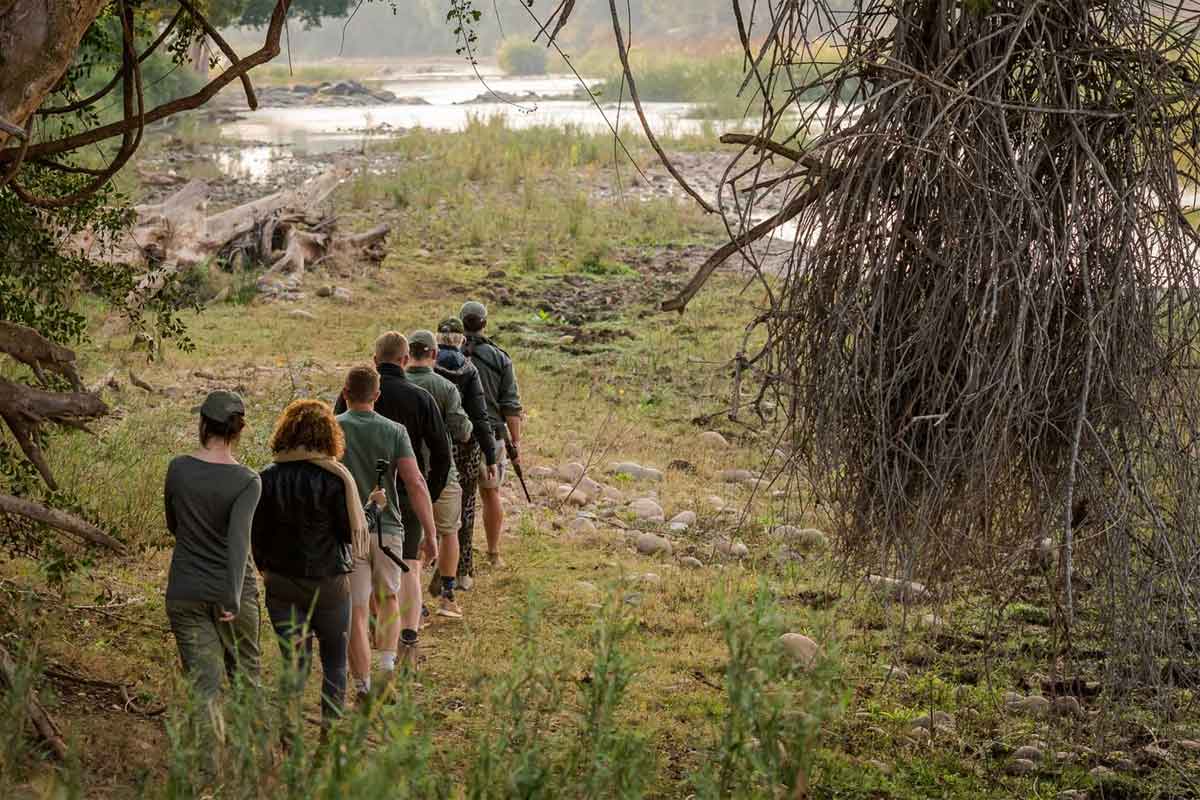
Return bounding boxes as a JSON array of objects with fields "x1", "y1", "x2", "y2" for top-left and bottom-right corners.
[
  {"x1": 505, "y1": 414, "x2": 523, "y2": 459},
  {"x1": 396, "y1": 456, "x2": 438, "y2": 559}
]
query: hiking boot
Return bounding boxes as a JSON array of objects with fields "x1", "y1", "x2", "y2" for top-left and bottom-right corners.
[
  {"x1": 487, "y1": 551, "x2": 506, "y2": 569},
  {"x1": 457, "y1": 574, "x2": 474, "y2": 591},
  {"x1": 436, "y1": 597, "x2": 464, "y2": 619}
]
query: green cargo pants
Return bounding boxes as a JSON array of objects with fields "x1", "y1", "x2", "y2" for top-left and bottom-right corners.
[{"x1": 165, "y1": 577, "x2": 261, "y2": 704}]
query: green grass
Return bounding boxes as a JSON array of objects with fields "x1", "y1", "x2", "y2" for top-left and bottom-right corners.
[{"x1": 3, "y1": 119, "x2": 1199, "y2": 799}]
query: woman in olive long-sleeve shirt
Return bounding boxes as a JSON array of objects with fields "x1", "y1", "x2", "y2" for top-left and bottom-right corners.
[{"x1": 163, "y1": 390, "x2": 262, "y2": 705}]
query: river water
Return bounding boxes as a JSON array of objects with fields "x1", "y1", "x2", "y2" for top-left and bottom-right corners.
[{"x1": 216, "y1": 67, "x2": 726, "y2": 181}]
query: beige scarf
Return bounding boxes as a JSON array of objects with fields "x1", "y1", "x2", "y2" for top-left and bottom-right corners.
[{"x1": 273, "y1": 448, "x2": 369, "y2": 560}]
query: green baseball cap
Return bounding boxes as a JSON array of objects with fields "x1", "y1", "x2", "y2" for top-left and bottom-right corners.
[
  {"x1": 408, "y1": 329, "x2": 437, "y2": 356},
  {"x1": 199, "y1": 389, "x2": 245, "y2": 423},
  {"x1": 460, "y1": 301, "x2": 487, "y2": 321},
  {"x1": 437, "y1": 317, "x2": 464, "y2": 334}
]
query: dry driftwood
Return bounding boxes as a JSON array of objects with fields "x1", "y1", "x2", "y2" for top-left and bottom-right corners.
[
  {"x1": 120, "y1": 164, "x2": 389, "y2": 306},
  {"x1": 0, "y1": 642, "x2": 69, "y2": 761}
]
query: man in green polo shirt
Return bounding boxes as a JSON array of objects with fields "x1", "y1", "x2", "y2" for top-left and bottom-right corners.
[{"x1": 406, "y1": 330, "x2": 471, "y2": 619}]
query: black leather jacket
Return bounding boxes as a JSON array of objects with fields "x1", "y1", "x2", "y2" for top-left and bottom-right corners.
[
  {"x1": 437, "y1": 344, "x2": 497, "y2": 465},
  {"x1": 252, "y1": 461, "x2": 353, "y2": 579}
]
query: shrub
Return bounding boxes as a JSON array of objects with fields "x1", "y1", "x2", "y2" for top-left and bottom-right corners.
[{"x1": 498, "y1": 38, "x2": 548, "y2": 76}]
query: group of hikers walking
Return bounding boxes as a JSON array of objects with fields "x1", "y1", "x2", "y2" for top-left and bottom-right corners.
[{"x1": 162, "y1": 301, "x2": 522, "y2": 726}]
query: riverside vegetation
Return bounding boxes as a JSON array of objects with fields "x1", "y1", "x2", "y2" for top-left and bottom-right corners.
[{"x1": 2, "y1": 117, "x2": 1199, "y2": 799}]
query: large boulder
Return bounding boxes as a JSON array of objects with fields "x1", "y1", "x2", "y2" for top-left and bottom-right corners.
[{"x1": 670, "y1": 510, "x2": 697, "y2": 527}]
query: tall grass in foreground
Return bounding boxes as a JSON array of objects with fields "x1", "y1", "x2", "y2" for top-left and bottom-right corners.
[{"x1": 1, "y1": 589, "x2": 842, "y2": 798}]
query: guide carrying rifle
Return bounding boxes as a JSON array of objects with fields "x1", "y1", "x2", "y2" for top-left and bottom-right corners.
[{"x1": 371, "y1": 458, "x2": 409, "y2": 573}]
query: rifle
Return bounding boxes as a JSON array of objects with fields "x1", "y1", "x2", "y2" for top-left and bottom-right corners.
[
  {"x1": 373, "y1": 458, "x2": 409, "y2": 573},
  {"x1": 506, "y1": 440, "x2": 533, "y2": 504}
]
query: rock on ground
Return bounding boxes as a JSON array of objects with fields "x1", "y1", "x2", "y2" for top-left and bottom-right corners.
[
  {"x1": 670, "y1": 510, "x2": 697, "y2": 527},
  {"x1": 1013, "y1": 746, "x2": 1043, "y2": 761},
  {"x1": 628, "y1": 498, "x2": 665, "y2": 521},
  {"x1": 528, "y1": 466, "x2": 555, "y2": 480},
  {"x1": 1006, "y1": 759, "x2": 1037, "y2": 776},
  {"x1": 557, "y1": 462, "x2": 586, "y2": 483},
  {"x1": 779, "y1": 633, "x2": 819, "y2": 668},
  {"x1": 635, "y1": 532, "x2": 672, "y2": 556},
  {"x1": 718, "y1": 468, "x2": 757, "y2": 484},
  {"x1": 698, "y1": 430, "x2": 730, "y2": 448},
  {"x1": 714, "y1": 538, "x2": 749, "y2": 559},
  {"x1": 771, "y1": 525, "x2": 829, "y2": 550},
  {"x1": 568, "y1": 517, "x2": 597, "y2": 535},
  {"x1": 678, "y1": 556, "x2": 703, "y2": 569},
  {"x1": 865, "y1": 574, "x2": 931, "y2": 602}
]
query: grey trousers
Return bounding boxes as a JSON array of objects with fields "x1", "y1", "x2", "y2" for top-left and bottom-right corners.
[{"x1": 165, "y1": 576, "x2": 261, "y2": 704}]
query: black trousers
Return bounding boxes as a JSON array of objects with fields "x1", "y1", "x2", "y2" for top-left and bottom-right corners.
[{"x1": 263, "y1": 572, "x2": 350, "y2": 724}]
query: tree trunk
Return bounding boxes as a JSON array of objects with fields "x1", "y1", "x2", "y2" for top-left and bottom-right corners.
[{"x1": 0, "y1": 0, "x2": 109, "y2": 146}]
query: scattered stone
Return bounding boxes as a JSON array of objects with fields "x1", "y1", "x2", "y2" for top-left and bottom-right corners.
[
  {"x1": 557, "y1": 462, "x2": 586, "y2": 483},
  {"x1": 528, "y1": 466, "x2": 555, "y2": 480},
  {"x1": 640, "y1": 467, "x2": 664, "y2": 482},
  {"x1": 718, "y1": 468, "x2": 757, "y2": 484},
  {"x1": 611, "y1": 461, "x2": 644, "y2": 478},
  {"x1": 568, "y1": 518, "x2": 597, "y2": 535},
  {"x1": 601, "y1": 486, "x2": 625, "y2": 503},
  {"x1": 906, "y1": 726, "x2": 932, "y2": 743},
  {"x1": 1178, "y1": 739, "x2": 1200, "y2": 752},
  {"x1": 1140, "y1": 744, "x2": 1168, "y2": 764},
  {"x1": 866, "y1": 759, "x2": 893, "y2": 775},
  {"x1": 771, "y1": 525, "x2": 829, "y2": 550},
  {"x1": 698, "y1": 430, "x2": 729, "y2": 448},
  {"x1": 635, "y1": 532, "x2": 672, "y2": 556},
  {"x1": 714, "y1": 538, "x2": 749, "y2": 559},
  {"x1": 628, "y1": 498, "x2": 665, "y2": 521},
  {"x1": 1019, "y1": 696, "x2": 1051, "y2": 716},
  {"x1": 1013, "y1": 746, "x2": 1043, "y2": 761},
  {"x1": 576, "y1": 476, "x2": 603, "y2": 500},
  {"x1": 316, "y1": 285, "x2": 334, "y2": 297},
  {"x1": 637, "y1": 573, "x2": 662, "y2": 587},
  {"x1": 911, "y1": 711, "x2": 955, "y2": 733},
  {"x1": 1053, "y1": 696, "x2": 1082, "y2": 717},
  {"x1": 332, "y1": 287, "x2": 353, "y2": 304},
  {"x1": 678, "y1": 556, "x2": 703, "y2": 569},
  {"x1": 1003, "y1": 691, "x2": 1024, "y2": 706},
  {"x1": 555, "y1": 484, "x2": 589, "y2": 506},
  {"x1": 288, "y1": 309, "x2": 317, "y2": 320},
  {"x1": 705, "y1": 495, "x2": 726, "y2": 510},
  {"x1": 1113, "y1": 758, "x2": 1137, "y2": 773},
  {"x1": 779, "y1": 633, "x2": 819, "y2": 668},
  {"x1": 667, "y1": 522, "x2": 688, "y2": 533},
  {"x1": 1006, "y1": 759, "x2": 1037, "y2": 776},
  {"x1": 1089, "y1": 766, "x2": 1114, "y2": 779},
  {"x1": 865, "y1": 574, "x2": 931, "y2": 602},
  {"x1": 575, "y1": 581, "x2": 598, "y2": 593},
  {"x1": 670, "y1": 510, "x2": 697, "y2": 527}
]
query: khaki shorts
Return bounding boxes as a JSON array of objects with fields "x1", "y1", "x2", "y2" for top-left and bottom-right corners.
[
  {"x1": 434, "y1": 480, "x2": 462, "y2": 537},
  {"x1": 477, "y1": 444, "x2": 507, "y2": 490},
  {"x1": 349, "y1": 531, "x2": 405, "y2": 607}
]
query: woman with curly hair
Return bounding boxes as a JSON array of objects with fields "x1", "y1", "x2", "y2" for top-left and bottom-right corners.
[{"x1": 251, "y1": 399, "x2": 376, "y2": 727}]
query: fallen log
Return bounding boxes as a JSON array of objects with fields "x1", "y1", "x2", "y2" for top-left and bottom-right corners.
[
  {"x1": 0, "y1": 642, "x2": 69, "y2": 761},
  {"x1": 0, "y1": 493, "x2": 126, "y2": 553}
]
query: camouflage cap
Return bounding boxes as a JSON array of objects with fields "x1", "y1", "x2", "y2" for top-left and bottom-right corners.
[
  {"x1": 437, "y1": 317, "x2": 464, "y2": 334},
  {"x1": 199, "y1": 389, "x2": 245, "y2": 423},
  {"x1": 408, "y1": 329, "x2": 437, "y2": 356},
  {"x1": 460, "y1": 300, "x2": 487, "y2": 321}
]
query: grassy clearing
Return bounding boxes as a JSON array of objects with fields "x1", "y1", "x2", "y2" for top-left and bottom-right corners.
[{"x1": 3, "y1": 120, "x2": 1199, "y2": 798}]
